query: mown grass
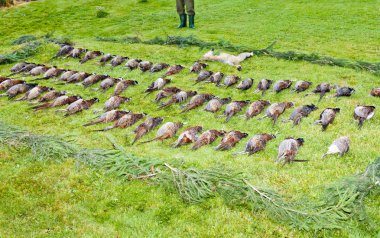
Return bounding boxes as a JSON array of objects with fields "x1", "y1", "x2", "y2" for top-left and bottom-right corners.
[{"x1": 0, "y1": 0, "x2": 379, "y2": 237}]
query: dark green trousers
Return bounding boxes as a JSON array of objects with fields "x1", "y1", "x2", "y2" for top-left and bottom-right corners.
[{"x1": 176, "y1": 0, "x2": 195, "y2": 16}]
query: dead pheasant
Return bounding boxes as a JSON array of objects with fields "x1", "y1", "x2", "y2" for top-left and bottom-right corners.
[
  {"x1": 144, "y1": 78, "x2": 171, "y2": 93},
  {"x1": 150, "y1": 63, "x2": 170, "y2": 73},
  {"x1": 224, "y1": 75, "x2": 240, "y2": 87},
  {"x1": 80, "y1": 51, "x2": 103, "y2": 64},
  {"x1": 314, "y1": 108, "x2": 340, "y2": 131},
  {"x1": 15, "y1": 86, "x2": 52, "y2": 101},
  {"x1": 190, "y1": 61, "x2": 207, "y2": 73},
  {"x1": 141, "y1": 122, "x2": 183, "y2": 143},
  {"x1": 164, "y1": 65, "x2": 185, "y2": 76},
  {"x1": 173, "y1": 126, "x2": 203, "y2": 148},
  {"x1": 322, "y1": 136, "x2": 350, "y2": 159},
  {"x1": 132, "y1": 117, "x2": 164, "y2": 144},
  {"x1": 3, "y1": 83, "x2": 36, "y2": 99},
  {"x1": 82, "y1": 74, "x2": 108, "y2": 87},
  {"x1": 261, "y1": 102, "x2": 294, "y2": 125},
  {"x1": 66, "y1": 72, "x2": 91, "y2": 83},
  {"x1": 354, "y1": 105, "x2": 375, "y2": 129},
  {"x1": 58, "y1": 70, "x2": 78, "y2": 82},
  {"x1": 34, "y1": 67, "x2": 65, "y2": 80},
  {"x1": 83, "y1": 110, "x2": 129, "y2": 127},
  {"x1": 204, "y1": 97, "x2": 231, "y2": 113},
  {"x1": 95, "y1": 112, "x2": 146, "y2": 131},
  {"x1": 192, "y1": 130, "x2": 226, "y2": 150},
  {"x1": 38, "y1": 90, "x2": 66, "y2": 103},
  {"x1": 306, "y1": 83, "x2": 335, "y2": 101},
  {"x1": 234, "y1": 133, "x2": 276, "y2": 156},
  {"x1": 125, "y1": 59, "x2": 142, "y2": 70},
  {"x1": 159, "y1": 90, "x2": 197, "y2": 109},
  {"x1": 113, "y1": 80, "x2": 138, "y2": 96},
  {"x1": 111, "y1": 56, "x2": 128, "y2": 67},
  {"x1": 99, "y1": 53, "x2": 114, "y2": 65},
  {"x1": 155, "y1": 87, "x2": 181, "y2": 102},
  {"x1": 273, "y1": 80, "x2": 292, "y2": 93},
  {"x1": 215, "y1": 130, "x2": 248, "y2": 151},
  {"x1": 100, "y1": 77, "x2": 121, "y2": 92},
  {"x1": 223, "y1": 100, "x2": 250, "y2": 122},
  {"x1": 139, "y1": 61, "x2": 153, "y2": 72},
  {"x1": 28, "y1": 65, "x2": 49, "y2": 76},
  {"x1": 32, "y1": 95, "x2": 81, "y2": 111},
  {"x1": 292, "y1": 80, "x2": 312, "y2": 93},
  {"x1": 255, "y1": 79, "x2": 273, "y2": 95},
  {"x1": 53, "y1": 45, "x2": 73, "y2": 58},
  {"x1": 209, "y1": 72, "x2": 224, "y2": 86},
  {"x1": 63, "y1": 98, "x2": 99, "y2": 116},
  {"x1": 333, "y1": 87, "x2": 355, "y2": 98},
  {"x1": 236, "y1": 78, "x2": 253, "y2": 90},
  {"x1": 103, "y1": 96, "x2": 131, "y2": 111},
  {"x1": 245, "y1": 100, "x2": 270, "y2": 119},
  {"x1": 181, "y1": 94, "x2": 214, "y2": 113},
  {"x1": 288, "y1": 104, "x2": 318, "y2": 126},
  {"x1": 67, "y1": 48, "x2": 87, "y2": 58},
  {"x1": 0, "y1": 79, "x2": 25, "y2": 91},
  {"x1": 277, "y1": 138, "x2": 306, "y2": 166},
  {"x1": 370, "y1": 88, "x2": 380, "y2": 97},
  {"x1": 193, "y1": 70, "x2": 213, "y2": 84}
]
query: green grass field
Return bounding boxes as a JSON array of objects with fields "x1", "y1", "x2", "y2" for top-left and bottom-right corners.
[{"x1": 0, "y1": 0, "x2": 379, "y2": 237}]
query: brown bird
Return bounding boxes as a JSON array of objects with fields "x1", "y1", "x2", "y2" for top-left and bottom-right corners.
[
  {"x1": 38, "y1": 90, "x2": 66, "y2": 103},
  {"x1": 209, "y1": 72, "x2": 224, "y2": 86},
  {"x1": 190, "y1": 61, "x2": 208, "y2": 73},
  {"x1": 94, "y1": 112, "x2": 146, "y2": 131},
  {"x1": 58, "y1": 70, "x2": 77, "y2": 82},
  {"x1": 150, "y1": 63, "x2": 170, "y2": 73},
  {"x1": 255, "y1": 79, "x2": 273, "y2": 95},
  {"x1": 215, "y1": 130, "x2": 248, "y2": 151},
  {"x1": 193, "y1": 70, "x2": 213, "y2": 84},
  {"x1": 234, "y1": 133, "x2": 276, "y2": 155},
  {"x1": 99, "y1": 53, "x2": 114, "y2": 65},
  {"x1": 66, "y1": 72, "x2": 91, "y2": 83},
  {"x1": 314, "y1": 108, "x2": 340, "y2": 131},
  {"x1": 139, "y1": 61, "x2": 153, "y2": 72},
  {"x1": 144, "y1": 78, "x2": 171, "y2": 93},
  {"x1": 114, "y1": 80, "x2": 138, "y2": 96},
  {"x1": 34, "y1": 67, "x2": 65, "y2": 80},
  {"x1": 333, "y1": 87, "x2": 355, "y2": 98},
  {"x1": 64, "y1": 98, "x2": 99, "y2": 116},
  {"x1": 164, "y1": 65, "x2": 185, "y2": 76},
  {"x1": 262, "y1": 102, "x2": 294, "y2": 125},
  {"x1": 181, "y1": 94, "x2": 214, "y2": 113},
  {"x1": 0, "y1": 79, "x2": 25, "y2": 91},
  {"x1": 159, "y1": 90, "x2": 197, "y2": 109},
  {"x1": 99, "y1": 77, "x2": 120, "y2": 92},
  {"x1": 273, "y1": 80, "x2": 292, "y2": 93},
  {"x1": 132, "y1": 117, "x2": 164, "y2": 144},
  {"x1": 141, "y1": 122, "x2": 183, "y2": 143},
  {"x1": 31, "y1": 95, "x2": 81, "y2": 111},
  {"x1": 245, "y1": 100, "x2": 270, "y2": 119},
  {"x1": 354, "y1": 105, "x2": 375, "y2": 129},
  {"x1": 292, "y1": 80, "x2": 312, "y2": 93},
  {"x1": 155, "y1": 87, "x2": 181, "y2": 102},
  {"x1": 322, "y1": 136, "x2": 350, "y2": 159},
  {"x1": 204, "y1": 97, "x2": 231, "y2": 113},
  {"x1": 82, "y1": 74, "x2": 108, "y2": 87},
  {"x1": 224, "y1": 75, "x2": 240, "y2": 87},
  {"x1": 10, "y1": 62, "x2": 28, "y2": 73},
  {"x1": 53, "y1": 45, "x2": 73, "y2": 58},
  {"x1": 173, "y1": 126, "x2": 203, "y2": 148},
  {"x1": 288, "y1": 104, "x2": 318, "y2": 126},
  {"x1": 277, "y1": 138, "x2": 306, "y2": 166},
  {"x1": 67, "y1": 48, "x2": 87, "y2": 58},
  {"x1": 15, "y1": 86, "x2": 51, "y2": 101},
  {"x1": 307, "y1": 83, "x2": 334, "y2": 101},
  {"x1": 223, "y1": 100, "x2": 250, "y2": 122},
  {"x1": 111, "y1": 56, "x2": 128, "y2": 67},
  {"x1": 83, "y1": 110, "x2": 129, "y2": 127},
  {"x1": 80, "y1": 51, "x2": 103, "y2": 64},
  {"x1": 3, "y1": 83, "x2": 36, "y2": 99},
  {"x1": 236, "y1": 78, "x2": 253, "y2": 90},
  {"x1": 0, "y1": 76, "x2": 9, "y2": 83},
  {"x1": 28, "y1": 65, "x2": 49, "y2": 76},
  {"x1": 125, "y1": 59, "x2": 142, "y2": 70},
  {"x1": 192, "y1": 130, "x2": 226, "y2": 150},
  {"x1": 103, "y1": 96, "x2": 131, "y2": 111},
  {"x1": 370, "y1": 88, "x2": 380, "y2": 97},
  {"x1": 8, "y1": 63, "x2": 37, "y2": 76}
]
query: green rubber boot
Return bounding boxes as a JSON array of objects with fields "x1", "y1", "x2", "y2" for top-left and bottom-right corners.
[
  {"x1": 177, "y1": 14, "x2": 187, "y2": 28},
  {"x1": 189, "y1": 15, "x2": 195, "y2": 29}
]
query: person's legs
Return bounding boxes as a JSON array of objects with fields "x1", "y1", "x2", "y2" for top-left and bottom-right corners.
[
  {"x1": 185, "y1": 0, "x2": 195, "y2": 28},
  {"x1": 176, "y1": 0, "x2": 187, "y2": 28}
]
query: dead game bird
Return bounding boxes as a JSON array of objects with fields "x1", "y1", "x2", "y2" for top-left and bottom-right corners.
[
  {"x1": 83, "y1": 110, "x2": 129, "y2": 127},
  {"x1": 15, "y1": 86, "x2": 51, "y2": 101},
  {"x1": 255, "y1": 79, "x2": 273, "y2": 95},
  {"x1": 164, "y1": 65, "x2": 185, "y2": 76},
  {"x1": 0, "y1": 76, "x2": 9, "y2": 83},
  {"x1": 8, "y1": 63, "x2": 37, "y2": 76},
  {"x1": 125, "y1": 59, "x2": 142, "y2": 70},
  {"x1": 67, "y1": 48, "x2": 87, "y2": 58},
  {"x1": 132, "y1": 117, "x2": 164, "y2": 144},
  {"x1": 63, "y1": 98, "x2": 99, "y2": 116},
  {"x1": 193, "y1": 70, "x2": 213, "y2": 84},
  {"x1": 113, "y1": 79, "x2": 138, "y2": 96},
  {"x1": 150, "y1": 63, "x2": 170, "y2": 73},
  {"x1": 288, "y1": 104, "x2": 318, "y2": 126},
  {"x1": 234, "y1": 133, "x2": 276, "y2": 156},
  {"x1": 34, "y1": 67, "x2": 65, "y2": 80},
  {"x1": 277, "y1": 138, "x2": 306, "y2": 165},
  {"x1": 307, "y1": 83, "x2": 335, "y2": 101},
  {"x1": 32, "y1": 95, "x2": 81, "y2": 111},
  {"x1": 99, "y1": 53, "x2": 114, "y2": 65},
  {"x1": 273, "y1": 80, "x2": 292, "y2": 93},
  {"x1": 141, "y1": 122, "x2": 183, "y2": 143},
  {"x1": 204, "y1": 97, "x2": 231, "y2": 113},
  {"x1": 190, "y1": 61, "x2": 208, "y2": 73},
  {"x1": 155, "y1": 87, "x2": 181, "y2": 102},
  {"x1": 261, "y1": 102, "x2": 294, "y2": 125},
  {"x1": 209, "y1": 72, "x2": 224, "y2": 86},
  {"x1": 224, "y1": 75, "x2": 240, "y2": 87},
  {"x1": 53, "y1": 45, "x2": 74, "y2": 58},
  {"x1": 314, "y1": 108, "x2": 340, "y2": 131},
  {"x1": 80, "y1": 51, "x2": 103, "y2": 64},
  {"x1": 82, "y1": 74, "x2": 108, "y2": 87},
  {"x1": 59, "y1": 70, "x2": 78, "y2": 82},
  {"x1": 173, "y1": 126, "x2": 203, "y2": 148},
  {"x1": 223, "y1": 100, "x2": 250, "y2": 122},
  {"x1": 236, "y1": 78, "x2": 253, "y2": 90},
  {"x1": 322, "y1": 136, "x2": 350, "y2": 159},
  {"x1": 370, "y1": 88, "x2": 380, "y2": 97},
  {"x1": 215, "y1": 130, "x2": 248, "y2": 151},
  {"x1": 10, "y1": 62, "x2": 28, "y2": 73},
  {"x1": 111, "y1": 56, "x2": 128, "y2": 67},
  {"x1": 66, "y1": 72, "x2": 91, "y2": 83},
  {"x1": 192, "y1": 130, "x2": 226, "y2": 150},
  {"x1": 159, "y1": 90, "x2": 197, "y2": 109},
  {"x1": 292, "y1": 80, "x2": 312, "y2": 93},
  {"x1": 0, "y1": 79, "x2": 25, "y2": 91},
  {"x1": 28, "y1": 65, "x2": 49, "y2": 76},
  {"x1": 139, "y1": 61, "x2": 153, "y2": 72},
  {"x1": 38, "y1": 90, "x2": 66, "y2": 103},
  {"x1": 95, "y1": 112, "x2": 146, "y2": 131},
  {"x1": 333, "y1": 87, "x2": 355, "y2": 98},
  {"x1": 103, "y1": 96, "x2": 131, "y2": 111},
  {"x1": 181, "y1": 94, "x2": 214, "y2": 113},
  {"x1": 144, "y1": 78, "x2": 171, "y2": 93},
  {"x1": 354, "y1": 105, "x2": 375, "y2": 129},
  {"x1": 100, "y1": 77, "x2": 121, "y2": 92},
  {"x1": 3, "y1": 83, "x2": 36, "y2": 99},
  {"x1": 245, "y1": 100, "x2": 270, "y2": 119}
]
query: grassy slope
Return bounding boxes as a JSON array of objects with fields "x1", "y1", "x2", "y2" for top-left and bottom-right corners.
[{"x1": 0, "y1": 0, "x2": 379, "y2": 237}]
